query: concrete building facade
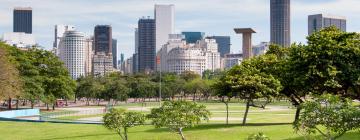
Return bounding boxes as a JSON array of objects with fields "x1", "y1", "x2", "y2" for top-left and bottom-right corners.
[{"x1": 308, "y1": 14, "x2": 346, "y2": 35}]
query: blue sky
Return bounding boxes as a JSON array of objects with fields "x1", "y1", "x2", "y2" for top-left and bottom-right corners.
[{"x1": 1, "y1": 0, "x2": 359, "y2": 59}]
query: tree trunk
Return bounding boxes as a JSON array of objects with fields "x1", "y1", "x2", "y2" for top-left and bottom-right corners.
[
  {"x1": 124, "y1": 127, "x2": 128, "y2": 140},
  {"x1": 294, "y1": 106, "x2": 301, "y2": 123},
  {"x1": 31, "y1": 101, "x2": 34, "y2": 109},
  {"x1": 16, "y1": 99, "x2": 19, "y2": 110},
  {"x1": 46, "y1": 103, "x2": 49, "y2": 111},
  {"x1": 7, "y1": 98, "x2": 12, "y2": 110},
  {"x1": 52, "y1": 104, "x2": 55, "y2": 110},
  {"x1": 242, "y1": 100, "x2": 250, "y2": 125},
  {"x1": 178, "y1": 128, "x2": 186, "y2": 140},
  {"x1": 225, "y1": 102, "x2": 229, "y2": 125},
  {"x1": 193, "y1": 92, "x2": 196, "y2": 101}
]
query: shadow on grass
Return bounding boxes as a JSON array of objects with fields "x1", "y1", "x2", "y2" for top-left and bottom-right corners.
[
  {"x1": 39, "y1": 133, "x2": 114, "y2": 140},
  {"x1": 145, "y1": 122, "x2": 292, "y2": 133},
  {"x1": 283, "y1": 131, "x2": 360, "y2": 140}
]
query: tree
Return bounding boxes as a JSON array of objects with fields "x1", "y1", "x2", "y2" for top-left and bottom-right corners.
[
  {"x1": 76, "y1": 75, "x2": 103, "y2": 105},
  {"x1": 294, "y1": 94, "x2": 360, "y2": 140},
  {"x1": 212, "y1": 74, "x2": 233, "y2": 125},
  {"x1": 0, "y1": 45, "x2": 22, "y2": 109},
  {"x1": 147, "y1": 101, "x2": 211, "y2": 140},
  {"x1": 226, "y1": 56, "x2": 282, "y2": 125},
  {"x1": 103, "y1": 108, "x2": 145, "y2": 140},
  {"x1": 180, "y1": 70, "x2": 201, "y2": 82}
]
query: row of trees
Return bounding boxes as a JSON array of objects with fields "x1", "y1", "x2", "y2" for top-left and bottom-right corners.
[
  {"x1": 75, "y1": 70, "x2": 218, "y2": 106},
  {"x1": 0, "y1": 43, "x2": 75, "y2": 110}
]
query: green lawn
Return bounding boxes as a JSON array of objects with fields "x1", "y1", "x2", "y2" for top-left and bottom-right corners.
[
  {"x1": 0, "y1": 121, "x2": 359, "y2": 140},
  {"x1": 1, "y1": 102, "x2": 359, "y2": 140}
]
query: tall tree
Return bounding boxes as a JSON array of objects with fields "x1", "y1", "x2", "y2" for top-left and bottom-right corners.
[
  {"x1": 0, "y1": 44, "x2": 22, "y2": 109},
  {"x1": 226, "y1": 56, "x2": 282, "y2": 125}
]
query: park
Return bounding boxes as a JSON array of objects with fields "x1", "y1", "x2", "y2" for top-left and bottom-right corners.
[{"x1": 1, "y1": 27, "x2": 360, "y2": 140}]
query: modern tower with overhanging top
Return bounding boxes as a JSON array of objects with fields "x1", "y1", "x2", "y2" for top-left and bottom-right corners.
[
  {"x1": 270, "y1": 0, "x2": 290, "y2": 47},
  {"x1": 155, "y1": 4, "x2": 175, "y2": 52},
  {"x1": 13, "y1": 7, "x2": 32, "y2": 34}
]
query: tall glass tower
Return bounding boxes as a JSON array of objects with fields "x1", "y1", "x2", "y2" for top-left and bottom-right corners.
[
  {"x1": 270, "y1": 0, "x2": 290, "y2": 47},
  {"x1": 138, "y1": 18, "x2": 156, "y2": 72},
  {"x1": 13, "y1": 7, "x2": 32, "y2": 34}
]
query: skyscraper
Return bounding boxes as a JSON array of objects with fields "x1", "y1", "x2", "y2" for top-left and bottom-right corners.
[
  {"x1": 53, "y1": 25, "x2": 75, "y2": 56},
  {"x1": 270, "y1": 0, "x2": 290, "y2": 47},
  {"x1": 138, "y1": 18, "x2": 156, "y2": 73},
  {"x1": 59, "y1": 30, "x2": 85, "y2": 79},
  {"x1": 13, "y1": 7, "x2": 32, "y2": 34},
  {"x1": 112, "y1": 39, "x2": 117, "y2": 69},
  {"x1": 208, "y1": 36, "x2": 231, "y2": 57},
  {"x1": 181, "y1": 32, "x2": 205, "y2": 44},
  {"x1": 308, "y1": 14, "x2": 346, "y2": 35},
  {"x1": 133, "y1": 28, "x2": 139, "y2": 73},
  {"x1": 155, "y1": 4, "x2": 175, "y2": 52},
  {"x1": 92, "y1": 25, "x2": 113, "y2": 75},
  {"x1": 94, "y1": 25, "x2": 112, "y2": 55}
]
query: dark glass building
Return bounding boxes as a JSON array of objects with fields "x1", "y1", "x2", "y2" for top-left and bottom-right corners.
[
  {"x1": 208, "y1": 36, "x2": 231, "y2": 57},
  {"x1": 181, "y1": 32, "x2": 205, "y2": 44},
  {"x1": 13, "y1": 7, "x2": 32, "y2": 34},
  {"x1": 138, "y1": 18, "x2": 156, "y2": 72},
  {"x1": 112, "y1": 39, "x2": 117, "y2": 69},
  {"x1": 94, "y1": 25, "x2": 112, "y2": 55},
  {"x1": 270, "y1": 0, "x2": 290, "y2": 47}
]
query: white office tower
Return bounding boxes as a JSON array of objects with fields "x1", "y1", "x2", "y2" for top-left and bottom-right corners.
[
  {"x1": 59, "y1": 30, "x2": 85, "y2": 79},
  {"x1": 53, "y1": 25, "x2": 75, "y2": 56},
  {"x1": 167, "y1": 46, "x2": 206, "y2": 75},
  {"x1": 198, "y1": 38, "x2": 221, "y2": 72},
  {"x1": 157, "y1": 35, "x2": 220, "y2": 75},
  {"x1": 252, "y1": 42, "x2": 270, "y2": 56},
  {"x1": 2, "y1": 32, "x2": 35, "y2": 48},
  {"x1": 155, "y1": 4, "x2": 175, "y2": 52},
  {"x1": 84, "y1": 37, "x2": 93, "y2": 75},
  {"x1": 157, "y1": 34, "x2": 185, "y2": 72}
]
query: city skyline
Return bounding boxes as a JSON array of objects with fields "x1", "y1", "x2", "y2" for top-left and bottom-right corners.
[{"x1": 1, "y1": 0, "x2": 360, "y2": 59}]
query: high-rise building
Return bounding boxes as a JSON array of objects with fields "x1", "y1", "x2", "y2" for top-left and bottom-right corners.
[
  {"x1": 133, "y1": 28, "x2": 139, "y2": 73},
  {"x1": 181, "y1": 32, "x2": 205, "y2": 44},
  {"x1": 94, "y1": 25, "x2": 112, "y2": 55},
  {"x1": 112, "y1": 39, "x2": 117, "y2": 69},
  {"x1": 53, "y1": 25, "x2": 75, "y2": 56},
  {"x1": 138, "y1": 18, "x2": 156, "y2": 73},
  {"x1": 270, "y1": 0, "x2": 290, "y2": 47},
  {"x1": 208, "y1": 36, "x2": 230, "y2": 57},
  {"x1": 84, "y1": 37, "x2": 93, "y2": 75},
  {"x1": 308, "y1": 14, "x2": 346, "y2": 35},
  {"x1": 155, "y1": 4, "x2": 175, "y2": 52},
  {"x1": 58, "y1": 30, "x2": 85, "y2": 79},
  {"x1": 157, "y1": 35, "x2": 220, "y2": 75},
  {"x1": 92, "y1": 53, "x2": 113, "y2": 76},
  {"x1": 13, "y1": 7, "x2": 32, "y2": 34}
]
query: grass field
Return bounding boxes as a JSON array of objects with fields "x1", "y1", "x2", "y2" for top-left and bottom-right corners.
[{"x1": 0, "y1": 101, "x2": 359, "y2": 140}]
